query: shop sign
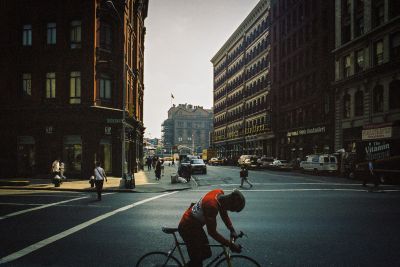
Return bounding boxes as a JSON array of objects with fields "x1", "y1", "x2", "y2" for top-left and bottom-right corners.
[
  {"x1": 287, "y1": 126, "x2": 326, "y2": 137},
  {"x1": 357, "y1": 140, "x2": 392, "y2": 161},
  {"x1": 106, "y1": 118, "x2": 123, "y2": 124},
  {"x1": 362, "y1": 126, "x2": 392, "y2": 140}
]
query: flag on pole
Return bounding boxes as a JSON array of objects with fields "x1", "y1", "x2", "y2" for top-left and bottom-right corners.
[{"x1": 171, "y1": 93, "x2": 174, "y2": 99}]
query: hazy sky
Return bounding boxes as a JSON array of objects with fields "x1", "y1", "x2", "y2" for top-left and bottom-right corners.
[{"x1": 144, "y1": 0, "x2": 260, "y2": 139}]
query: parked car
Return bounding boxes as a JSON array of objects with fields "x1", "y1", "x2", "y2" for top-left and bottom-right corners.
[
  {"x1": 257, "y1": 156, "x2": 275, "y2": 168},
  {"x1": 269, "y1": 159, "x2": 292, "y2": 170},
  {"x1": 190, "y1": 159, "x2": 207, "y2": 174},
  {"x1": 243, "y1": 156, "x2": 259, "y2": 169},
  {"x1": 238, "y1": 155, "x2": 256, "y2": 166},
  {"x1": 300, "y1": 154, "x2": 338, "y2": 174},
  {"x1": 208, "y1": 157, "x2": 224, "y2": 166}
]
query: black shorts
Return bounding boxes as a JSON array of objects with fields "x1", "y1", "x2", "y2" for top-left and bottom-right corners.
[{"x1": 178, "y1": 221, "x2": 211, "y2": 265}]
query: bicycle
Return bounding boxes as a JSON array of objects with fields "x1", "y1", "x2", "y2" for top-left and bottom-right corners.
[{"x1": 136, "y1": 226, "x2": 261, "y2": 267}]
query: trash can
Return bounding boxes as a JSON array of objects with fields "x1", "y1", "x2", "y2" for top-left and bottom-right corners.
[
  {"x1": 124, "y1": 173, "x2": 135, "y2": 189},
  {"x1": 171, "y1": 173, "x2": 178, "y2": 184}
]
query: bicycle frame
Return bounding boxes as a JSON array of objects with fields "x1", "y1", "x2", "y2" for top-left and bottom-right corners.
[{"x1": 168, "y1": 232, "x2": 234, "y2": 267}]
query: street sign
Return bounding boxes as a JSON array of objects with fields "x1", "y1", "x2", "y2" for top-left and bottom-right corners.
[{"x1": 106, "y1": 118, "x2": 123, "y2": 124}]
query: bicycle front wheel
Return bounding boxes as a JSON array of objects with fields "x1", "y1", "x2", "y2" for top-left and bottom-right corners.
[
  {"x1": 135, "y1": 251, "x2": 182, "y2": 267},
  {"x1": 215, "y1": 255, "x2": 261, "y2": 267}
]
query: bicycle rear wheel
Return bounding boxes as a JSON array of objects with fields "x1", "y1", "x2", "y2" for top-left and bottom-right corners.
[
  {"x1": 135, "y1": 251, "x2": 182, "y2": 267},
  {"x1": 215, "y1": 255, "x2": 261, "y2": 267}
]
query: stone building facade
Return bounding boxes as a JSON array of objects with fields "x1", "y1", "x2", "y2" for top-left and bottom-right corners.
[
  {"x1": 333, "y1": 0, "x2": 400, "y2": 156},
  {"x1": 0, "y1": 0, "x2": 148, "y2": 178},
  {"x1": 211, "y1": 0, "x2": 272, "y2": 160},
  {"x1": 162, "y1": 104, "x2": 213, "y2": 155}
]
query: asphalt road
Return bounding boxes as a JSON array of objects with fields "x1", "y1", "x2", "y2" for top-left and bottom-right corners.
[{"x1": 1, "y1": 166, "x2": 400, "y2": 266}]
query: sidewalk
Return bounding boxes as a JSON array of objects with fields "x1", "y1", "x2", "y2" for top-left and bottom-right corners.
[{"x1": 0, "y1": 165, "x2": 195, "y2": 193}]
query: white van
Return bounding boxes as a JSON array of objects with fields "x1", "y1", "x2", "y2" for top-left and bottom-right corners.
[{"x1": 300, "y1": 154, "x2": 338, "y2": 174}]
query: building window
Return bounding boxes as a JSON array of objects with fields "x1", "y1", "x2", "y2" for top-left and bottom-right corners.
[
  {"x1": 355, "y1": 49, "x2": 364, "y2": 73},
  {"x1": 374, "y1": 40, "x2": 384, "y2": 65},
  {"x1": 343, "y1": 55, "x2": 351, "y2": 78},
  {"x1": 22, "y1": 73, "x2": 32, "y2": 96},
  {"x1": 389, "y1": 80, "x2": 400, "y2": 109},
  {"x1": 22, "y1": 24, "x2": 32, "y2": 46},
  {"x1": 99, "y1": 75, "x2": 112, "y2": 100},
  {"x1": 390, "y1": 0, "x2": 400, "y2": 18},
  {"x1": 47, "y1": 22, "x2": 56, "y2": 45},
  {"x1": 343, "y1": 93, "x2": 351, "y2": 118},
  {"x1": 69, "y1": 71, "x2": 81, "y2": 104},
  {"x1": 341, "y1": 24, "x2": 351, "y2": 44},
  {"x1": 70, "y1": 20, "x2": 82, "y2": 49},
  {"x1": 100, "y1": 22, "x2": 112, "y2": 50},
  {"x1": 373, "y1": 0, "x2": 384, "y2": 27},
  {"x1": 390, "y1": 32, "x2": 400, "y2": 60},
  {"x1": 45, "y1": 72, "x2": 56, "y2": 98},
  {"x1": 354, "y1": 90, "x2": 364, "y2": 116},
  {"x1": 373, "y1": 85, "x2": 384, "y2": 113},
  {"x1": 355, "y1": 17, "x2": 364, "y2": 37}
]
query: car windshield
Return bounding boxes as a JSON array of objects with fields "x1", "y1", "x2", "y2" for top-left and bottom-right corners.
[{"x1": 191, "y1": 159, "x2": 204, "y2": 164}]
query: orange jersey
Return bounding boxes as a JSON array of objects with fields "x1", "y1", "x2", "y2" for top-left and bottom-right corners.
[{"x1": 179, "y1": 189, "x2": 233, "y2": 246}]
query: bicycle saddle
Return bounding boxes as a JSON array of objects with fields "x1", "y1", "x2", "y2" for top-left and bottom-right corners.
[{"x1": 162, "y1": 227, "x2": 179, "y2": 234}]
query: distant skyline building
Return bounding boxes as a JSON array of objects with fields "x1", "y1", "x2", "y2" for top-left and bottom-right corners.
[
  {"x1": 332, "y1": 0, "x2": 400, "y2": 153},
  {"x1": 0, "y1": 0, "x2": 148, "y2": 178},
  {"x1": 161, "y1": 104, "x2": 213, "y2": 155},
  {"x1": 211, "y1": 0, "x2": 271, "y2": 159}
]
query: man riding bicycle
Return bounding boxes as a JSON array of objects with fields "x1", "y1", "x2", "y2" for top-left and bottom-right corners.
[{"x1": 178, "y1": 189, "x2": 245, "y2": 267}]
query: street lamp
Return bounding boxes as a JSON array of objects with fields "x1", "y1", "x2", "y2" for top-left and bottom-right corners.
[{"x1": 106, "y1": 0, "x2": 127, "y2": 182}]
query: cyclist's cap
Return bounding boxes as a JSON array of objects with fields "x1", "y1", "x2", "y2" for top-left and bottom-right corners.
[{"x1": 230, "y1": 189, "x2": 245, "y2": 212}]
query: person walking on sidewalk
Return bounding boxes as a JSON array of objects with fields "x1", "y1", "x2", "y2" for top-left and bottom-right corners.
[
  {"x1": 94, "y1": 161, "x2": 107, "y2": 200},
  {"x1": 363, "y1": 159, "x2": 379, "y2": 191},
  {"x1": 155, "y1": 159, "x2": 162, "y2": 180},
  {"x1": 239, "y1": 166, "x2": 253, "y2": 188},
  {"x1": 51, "y1": 158, "x2": 60, "y2": 177}
]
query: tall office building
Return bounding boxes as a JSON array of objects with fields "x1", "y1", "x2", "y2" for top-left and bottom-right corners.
[
  {"x1": 0, "y1": 0, "x2": 148, "y2": 178},
  {"x1": 271, "y1": 0, "x2": 335, "y2": 160},
  {"x1": 211, "y1": 0, "x2": 272, "y2": 160},
  {"x1": 333, "y1": 0, "x2": 400, "y2": 155}
]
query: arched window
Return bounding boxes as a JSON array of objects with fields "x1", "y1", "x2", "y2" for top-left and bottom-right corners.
[
  {"x1": 354, "y1": 90, "x2": 364, "y2": 116},
  {"x1": 373, "y1": 85, "x2": 384, "y2": 113},
  {"x1": 389, "y1": 80, "x2": 400, "y2": 109},
  {"x1": 343, "y1": 93, "x2": 351, "y2": 118}
]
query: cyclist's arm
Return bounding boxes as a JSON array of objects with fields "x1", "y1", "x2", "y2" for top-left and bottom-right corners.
[{"x1": 204, "y1": 212, "x2": 231, "y2": 246}]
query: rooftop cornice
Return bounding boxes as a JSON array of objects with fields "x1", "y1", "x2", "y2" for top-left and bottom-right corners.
[{"x1": 211, "y1": 0, "x2": 269, "y2": 64}]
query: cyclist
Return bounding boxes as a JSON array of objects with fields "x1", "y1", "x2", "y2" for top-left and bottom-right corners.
[{"x1": 178, "y1": 188, "x2": 245, "y2": 267}]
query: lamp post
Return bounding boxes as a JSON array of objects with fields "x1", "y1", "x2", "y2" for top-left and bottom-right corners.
[{"x1": 106, "y1": 0, "x2": 127, "y2": 182}]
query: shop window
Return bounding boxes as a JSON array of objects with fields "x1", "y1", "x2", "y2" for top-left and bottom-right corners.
[
  {"x1": 17, "y1": 136, "x2": 35, "y2": 176},
  {"x1": 22, "y1": 24, "x2": 32, "y2": 46},
  {"x1": 354, "y1": 90, "x2": 364, "y2": 116},
  {"x1": 373, "y1": 85, "x2": 384, "y2": 113},
  {"x1": 343, "y1": 93, "x2": 351, "y2": 118},
  {"x1": 63, "y1": 135, "x2": 82, "y2": 173},
  {"x1": 389, "y1": 80, "x2": 400, "y2": 109},
  {"x1": 99, "y1": 138, "x2": 112, "y2": 173}
]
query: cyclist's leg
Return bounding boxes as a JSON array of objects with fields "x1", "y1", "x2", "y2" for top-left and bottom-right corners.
[{"x1": 179, "y1": 224, "x2": 211, "y2": 267}]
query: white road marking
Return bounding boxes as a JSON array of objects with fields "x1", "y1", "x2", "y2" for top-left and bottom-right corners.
[
  {"x1": 0, "y1": 193, "x2": 115, "y2": 220},
  {"x1": 0, "y1": 191, "x2": 178, "y2": 264}
]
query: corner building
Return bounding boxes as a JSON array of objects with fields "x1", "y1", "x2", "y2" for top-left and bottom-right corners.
[
  {"x1": 0, "y1": 0, "x2": 148, "y2": 178},
  {"x1": 211, "y1": 0, "x2": 272, "y2": 161},
  {"x1": 333, "y1": 0, "x2": 400, "y2": 155},
  {"x1": 271, "y1": 0, "x2": 335, "y2": 160}
]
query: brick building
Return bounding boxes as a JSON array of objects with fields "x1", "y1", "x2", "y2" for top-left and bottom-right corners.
[
  {"x1": 0, "y1": 0, "x2": 148, "y2": 178},
  {"x1": 270, "y1": 0, "x2": 335, "y2": 160}
]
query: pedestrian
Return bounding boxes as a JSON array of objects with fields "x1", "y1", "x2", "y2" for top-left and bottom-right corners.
[
  {"x1": 51, "y1": 158, "x2": 60, "y2": 177},
  {"x1": 172, "y1": 158, "x2": 175, "y2": 166},
  {"x1": 146, "y1": 156, "x2": 152, "y2": 171},
  {"x1": 59, "y1": 161, "x2": 66, "y2": 179},
  {"x1": 161, "y1": 159, "x2": 165, "y2": 176},
  {"x1": 363, "y1": 159, "x2": 379, "y2": 191},
  {"x1": 155, "y1": 159, "x2": 162, "y2": 180},
  {"x1": 239, "y1": 166, "x2": 253, "y2": 188},
  {"x1": 178, "y1": 189, "x2": 244, "y2": 266},
  {"x1": 94, "y1": 161, "x2": 107, "y2": 200}
]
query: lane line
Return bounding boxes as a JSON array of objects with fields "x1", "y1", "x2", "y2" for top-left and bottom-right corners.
[
  {"x1": 0, "y1": 191, "x2": 178, "y2": 264},
  {"x1": 192, "y1": 188, "x2": 400, "y2": 192},
  {"x1": 0, "y1": 193, "x2": 115, "y2": 220}
]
